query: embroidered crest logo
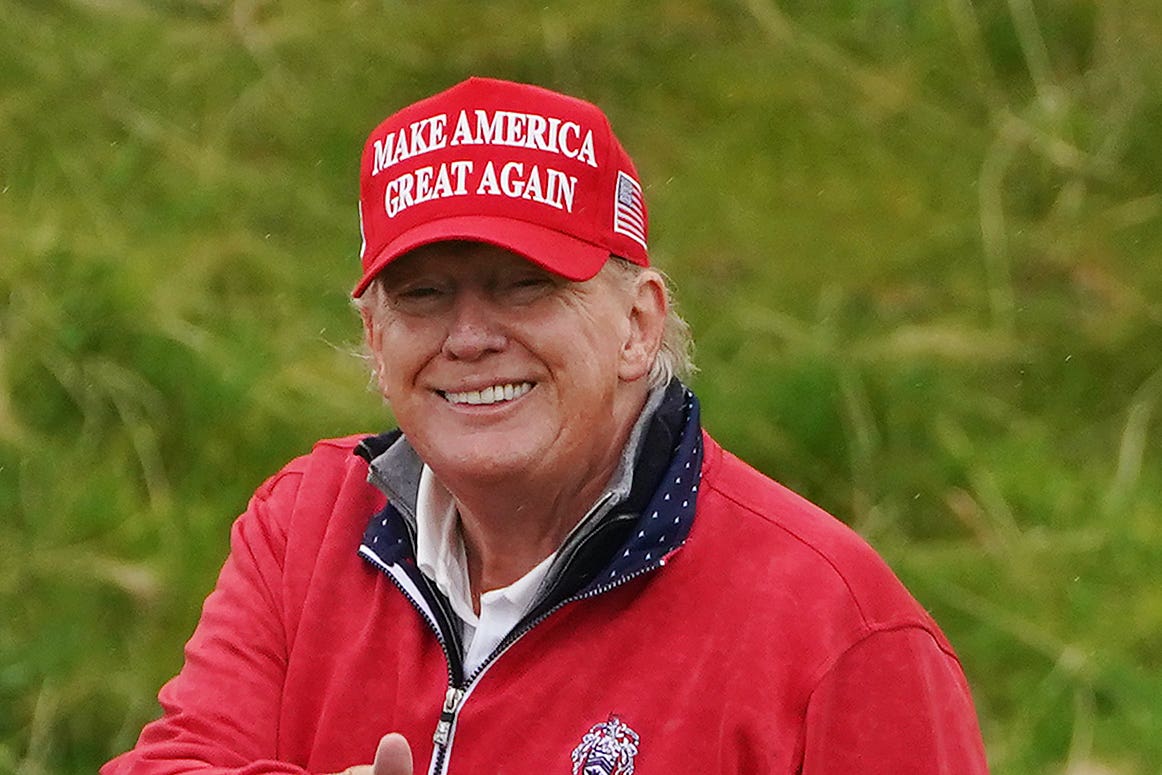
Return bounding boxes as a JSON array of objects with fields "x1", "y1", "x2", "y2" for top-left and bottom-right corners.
[{"x1": 570, "y1": 715, "x2": 640, "y2": 775}]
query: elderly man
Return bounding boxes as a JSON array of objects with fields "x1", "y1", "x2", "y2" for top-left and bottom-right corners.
[{"x1": 104, "y1": 78, "x2": 989, "y2": 775}]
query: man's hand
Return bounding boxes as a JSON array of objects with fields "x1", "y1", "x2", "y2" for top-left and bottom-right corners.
[
  {"x1": 372, "y1": 733, "x2": 413, "y2": 775},
  {"x1": 332, "y1": 732, "x2": 414, "y2": 775}
]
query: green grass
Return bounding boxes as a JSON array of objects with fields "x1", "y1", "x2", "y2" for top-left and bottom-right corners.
[{"x1": 2, "y1": 1, "x2": 1160, "y2": 773}]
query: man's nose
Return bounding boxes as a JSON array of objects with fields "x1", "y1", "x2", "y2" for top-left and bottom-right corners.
[{"x1": 441, "y1": 292, "x2": 507, "y2": 361}]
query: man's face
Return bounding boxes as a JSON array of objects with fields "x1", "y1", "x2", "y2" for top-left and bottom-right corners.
[{"x1": 363, "y1": 242, "x2": 662, "y2": 492}]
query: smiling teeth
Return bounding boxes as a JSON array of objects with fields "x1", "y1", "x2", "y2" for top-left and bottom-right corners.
[{"x1": 445, "y1": 382, "x2": 533, "y2": 406}]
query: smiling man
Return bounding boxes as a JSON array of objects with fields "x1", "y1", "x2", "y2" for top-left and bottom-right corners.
[{"x1": 104, "y1": 78, "x2": 989, "y2": 775}]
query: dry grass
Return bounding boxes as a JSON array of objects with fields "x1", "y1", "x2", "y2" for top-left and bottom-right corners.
[{"x1": 1, "y1": 1, "x2": 1160, "y2": 773}]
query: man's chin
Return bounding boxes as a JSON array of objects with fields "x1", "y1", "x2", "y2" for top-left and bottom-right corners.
[{"x1": 421, "y1": 436, "x2": 546, "y2": 484}]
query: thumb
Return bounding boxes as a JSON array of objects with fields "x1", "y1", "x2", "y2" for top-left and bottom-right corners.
[{"x1": 372, "y1": 732, "x2": 414, "y2": 775}]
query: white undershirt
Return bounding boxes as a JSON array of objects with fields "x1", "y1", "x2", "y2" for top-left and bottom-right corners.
[{"x1": 414, "y1": 465, "x2": 555, "y2": 676}]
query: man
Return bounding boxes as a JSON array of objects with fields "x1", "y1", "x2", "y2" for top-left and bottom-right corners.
[{"x1": 104, "y1": 77, "x2": 989, "y2": 774}]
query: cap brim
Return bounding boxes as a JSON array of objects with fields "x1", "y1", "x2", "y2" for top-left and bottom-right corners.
[{"x1": 352, "y1": 215, "x2": 612, "y2": 297}]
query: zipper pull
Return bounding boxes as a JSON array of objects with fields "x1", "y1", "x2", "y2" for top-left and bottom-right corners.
[{"x1": 432, "y1": 685, "x2": 465, "y2": 746}]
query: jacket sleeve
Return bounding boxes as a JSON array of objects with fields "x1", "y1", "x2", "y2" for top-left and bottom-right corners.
[
  {"x1": 101, "y1": 469, "x2": 314, "y2": 775},
  {"x1": 801, "y1": 625, "x2": 990, "y2": 775}
]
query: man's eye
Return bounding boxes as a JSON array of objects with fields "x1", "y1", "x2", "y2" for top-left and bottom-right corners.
[
  {"x1": 386, "y1": 284, "x2": 451, "y2": 312},
  {"x1": 400, "y1": 286, "x2": 442, "y2": 300},
  {"x1": 501, "y1": 275, "x2": 555, "y2": 301}
]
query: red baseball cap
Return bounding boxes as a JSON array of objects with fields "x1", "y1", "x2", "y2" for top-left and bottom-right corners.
[{"x1": 353, "y1": 77, "x2": 649, "y2": 297}]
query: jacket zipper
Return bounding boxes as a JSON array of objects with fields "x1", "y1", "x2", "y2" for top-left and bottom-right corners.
[
  {"x1": 433, "y1": 685, "x2": 465, "y2": 746},
  {"x1": 359, "y1": 547, "x2": 472, "y2": 775},
  {"x1": 359, "y1": 545, "x2": 472, "y2": 775},
  {"x1": 363, "y1": 517, "x2": 681, "y2": 775},
  {"x1": 422, "y1": 556, "x2": 674, "y2": 775}
]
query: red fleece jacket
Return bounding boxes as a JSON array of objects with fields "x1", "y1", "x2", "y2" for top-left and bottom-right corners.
[{"x1": 103, "y1": 432, "x2": 988, "y2": 774}]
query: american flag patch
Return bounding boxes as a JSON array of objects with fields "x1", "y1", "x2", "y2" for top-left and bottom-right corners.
[{"x1": 613, "y1": 171, "x2": 647, "y2": 249}]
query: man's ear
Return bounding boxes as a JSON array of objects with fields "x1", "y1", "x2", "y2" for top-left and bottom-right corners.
[{"x1": 618, "y1": 270, "x2": 667, "y2": 383}]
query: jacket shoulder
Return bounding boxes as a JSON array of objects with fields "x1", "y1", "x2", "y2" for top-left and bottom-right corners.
[
  {"x1": 696, "y1": 434, "x2": 948, "y2": 648},
  {"x1": 252, "y1": 434, "x2": 375, "y2": 498},
  {"x1": 243, "y1": 435, "x2": 386, "y2": 558}
]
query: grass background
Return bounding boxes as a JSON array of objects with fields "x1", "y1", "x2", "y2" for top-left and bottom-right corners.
[{"x1": 1, "y1": 1, "x2": 1160, "y2": 772}]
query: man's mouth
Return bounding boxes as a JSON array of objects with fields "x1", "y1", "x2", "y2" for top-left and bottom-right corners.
[{"x1": 441, "y1": 381, "x2": 534, "y2": 406}]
